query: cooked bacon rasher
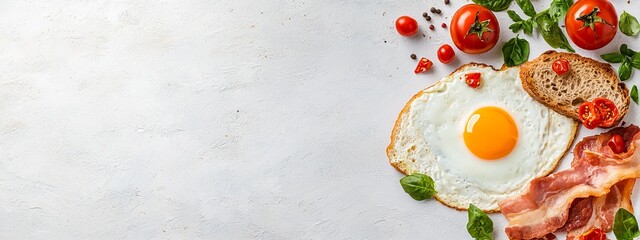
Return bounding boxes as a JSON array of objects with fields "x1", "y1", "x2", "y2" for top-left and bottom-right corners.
[
  {"x1": 564, "y1": 179, "x2": 635, "y2": 240},
  {"x1": 499, "y1": 125, "x2": 640, "y2": 239}
]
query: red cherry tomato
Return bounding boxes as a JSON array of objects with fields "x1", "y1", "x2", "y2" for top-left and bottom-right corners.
[
  {"x1": 396, "y1": 16, "x2": 419, "y2": 37},
  {"x1": 579, "y1": 228, "x2": 606, "y2": 240},
  {"x1": 465, "y1": 72, "x2": 481, "y2": 89},
  {"x1": 450, "y1": 4, "x2": 500, "y2": 54},
  {"x1": 414, "y1": 58, "x2": 433, "y2": 74},
  {"x1": 578, "y1": 102, "x2": 602, "y2": 129},
  {"x1": 608, "y1": 134, "x2": 626, "y2": 154},
  {"x1": 565, "y1": 0, "x2": 618, "y2": 50},
  {"x1": 593, "y1": 97, "x2": 619, "y2": 127},
  {"x1": 552, "y1": 58, "x2": 571, "y2": 75},
  {"x1": 437, "y1": 44, "x2": 455, "y2": 64}
]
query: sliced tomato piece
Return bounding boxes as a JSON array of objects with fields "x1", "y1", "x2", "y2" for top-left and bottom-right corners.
[
  {"x1": 593, "y1": 97, "x2": 619, "y2": 127},
  {"x1": 552, "y1": 58, "x2": 570, "y2": 75},
  {"x1": 414, "y1": 58, "x2": 433, "y2": 74},
  {"x1": 579, "y1": 228, "x2": 606, "y2": 240},
  {"x1": 578, "y1": 102, "x2": 602, "y2": 129},
  {"x1": 464, "y1": 72, "x2": 481, "y2": 89},
  {"x1": 608, "y1": 134, "x2": 626, "y2": 154}
]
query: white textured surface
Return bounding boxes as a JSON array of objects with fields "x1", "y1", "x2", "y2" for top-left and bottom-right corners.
[{"x1": 0, "y1": 0, "x2": 638, "y2": 239}]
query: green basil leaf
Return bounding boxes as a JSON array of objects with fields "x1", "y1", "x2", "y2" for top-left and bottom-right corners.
[
  {"x1": 632, "y1": 52, "x2": 640, "y2": 69},
  {"x1": 549, "y1": 0, "x2": 574, "y2": 22},
  {"x1": 523, "y1": 19, "x2": 535, "y2": 35},
  {"x1": 399, "y1": 173, "x2": 436, "y2": 201},
  {"x1": 619, "y1": 59, "x2": 633, "y2": 81},
  {"x1": 620, "y1": 11, "x2": 640, "y2": 36},
  {"x1": 621, "y1": 44, "x2": 637, "y2": 57},
  {"x1": 515, "y1": 0, "x2": 536, "y2": 17},
  {"x1": 507, "y1": 11, "x2": 534, "y2": 35},
  {"x1": 535, "y1": 12, "x2": 575, "y2": 52},
  {"x1": 503, "y1": 35, "x2": 530, "y2": 67},
  {"x1": 509, "y1": 22, "x2": 523, "y2": 33},
  {"x1": 631, "y1": 85, "x2": 639, "y2": 105},
  {"x1": 507, "y1": 10, "x2": 523, "y2": 22},
  {"x1": 614, "y1": 208, "x2": 640, "y2": 240},
  {"x1": 601, "y1": 52, "x2": 626, "y2": 63},
  {"x1": 467, "y1": 204, "x2": 494, "y2": 240},
  {"x1": 472, "y1": 0, "x2": 513, "y2": 12}
]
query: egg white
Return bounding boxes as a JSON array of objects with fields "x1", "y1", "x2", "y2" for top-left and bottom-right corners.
[{"x1": 388, "y1": 65, "x2": 577, "y2": 211}]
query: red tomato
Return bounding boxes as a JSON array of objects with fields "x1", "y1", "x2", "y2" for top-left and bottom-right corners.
[
  {"x1": 552, "y1": 59, "x2": 571, "y2": 75},
  {"x1": 464, "y1": 72, "x2": 481, "y2": 88},
  {"x1": 579, "y1": 228, "x2": 606, "y2": 240},
  {"x1": 414, "y1": 58, "x2": 433, "y2": 74},
  {"x1": 437, "y1": 44, "x2": 455, "y2": 64},
  {"x1": 578, "y1": 102, "x2": 602, "y2": 129},
  {"x1": 450, "y1": 4, "x2": 500, "y2": 54},
  {"x1": 396, "y1": 16, "x2": 419, "y2": 37},
  {"x1": 565, "y1": 0, "x2": 617, "y2": 50},
  {"x1": 608, "y1": 134, "x2": 626, "y2": 154}
]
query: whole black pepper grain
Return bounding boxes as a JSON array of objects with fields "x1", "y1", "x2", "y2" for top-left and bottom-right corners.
[
  {"x1": 410, "y1": 54, "x2": 417, "y2": 60},
  {"x1": 429, "y1": 25, "x2": 435, "y2": 30},
  {"x1": 422, "y1": 12, "x2": 428, "y2": 18},
  {"x1": 441, "y1": 23, "x2": 447, "y2": 28},
  {"x1": 444, "y1": 0, "x2": 450, "y2": 4},
  {"x1": 425, "y1": 16, "x2": 432, "y2": 21},
  {"x1": 435, "y1": 9, "x2": 441, "y2": 14},
  {"x1": 430, "y1": 7, "x2": 437, "y2": 13}
]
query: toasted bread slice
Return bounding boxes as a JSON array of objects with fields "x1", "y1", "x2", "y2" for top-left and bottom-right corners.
[{"x1": 520, "y1": 51, "x2": 630, "y2": 126}]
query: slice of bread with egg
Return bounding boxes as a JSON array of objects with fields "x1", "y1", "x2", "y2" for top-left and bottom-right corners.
[
  {"x1": 387, "y1": 63, "x2": 578, "y2": 212},
  {"x1": 520, "y1": 51, "x2": 630, "y2": 126}
]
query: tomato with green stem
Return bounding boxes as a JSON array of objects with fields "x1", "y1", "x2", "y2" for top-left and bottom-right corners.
[
  {"x1": 450, "y1": 4, "x2": 500, "y2": 54},
  {"x1": 565, "y1": 0, "x2": 618, "y2": 50}
]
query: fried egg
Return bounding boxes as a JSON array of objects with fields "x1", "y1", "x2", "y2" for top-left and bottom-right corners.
[{"x1": 387, "y1": 64, "x2": 578, "y2": 212}]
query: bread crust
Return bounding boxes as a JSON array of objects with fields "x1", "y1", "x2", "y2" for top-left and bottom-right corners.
[
  {"x1": 520, "y1": 51, "x2": 630, "y2": 127},
  {"x1": 386, "y1": 63, "x2": 578, "y2": 213}
]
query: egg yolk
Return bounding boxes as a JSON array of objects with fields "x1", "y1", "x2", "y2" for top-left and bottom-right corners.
[{"x1": 463, "y1": 106, "x2": 518, "y2": 160}]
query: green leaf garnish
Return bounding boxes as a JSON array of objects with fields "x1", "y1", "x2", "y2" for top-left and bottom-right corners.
[
  {"x1": 515, "y1": 0, "x2": 536, "y2": 17},
  {"x1": 472, "y1": 0, "x2": 513, "y2": 12},
  {"x1": 620, "y1": 59, "x2": 632, "y2": 81},
  {"x1": 613, "y1": 208, "x2": 640, "y2": 240},
  {"x1": 399, "y1": 173, "x2": 436, "y2": 201},
  {"x1": 548, "y1": 0, "x2": 573, "y2": 22},
  {"x1": 631, "y1": 86, "x2": 638, "y2": 105},
  {"x1": 620, "y1": 11, "x2": 640, "y2": 36},
  {"x1": 467, "y1": 204, "x2": 494, "y2": 240},
  {"x1": 535, "y1": 11, "x2": 575, "y2": 52},
  {"x1": 601, "y1": 52, "x2": 626, "y2": 63},
  {"x1": 508, "y1": 10, "x2": 534, "y2": 35},
  {"x1": 503, "y1": 35, "x2": 530, "y2": 67}
]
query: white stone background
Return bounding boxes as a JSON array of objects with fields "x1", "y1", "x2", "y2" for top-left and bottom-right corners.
[{"x1": 0, "y1": 0, "x2": 638, "y2": 239}]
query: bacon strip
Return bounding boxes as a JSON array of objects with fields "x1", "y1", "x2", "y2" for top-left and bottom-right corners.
[
  {"x1": 565, "y1": 179, "x2": 635, "y2": 240},
  {"x1": 499, "y1": 125, "x2": 640, "y2": 239}
]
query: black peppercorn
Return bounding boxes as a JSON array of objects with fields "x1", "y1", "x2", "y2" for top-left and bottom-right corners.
[
  {"x1": 444, "y1": 0, "x2": 450, "y2": 4},
  {"x1": 422, "y1": 12, "x2": 428, "y2": 18},
  {"x1": 426, "y1": 16, "x2": 432, "y2": 21},
  {"x1": 410, "y1": 54, "x2": 417, "y2": 60},
  {"x1": 430, "y1": 7, "x2": 437, "y2": 13},
  {"x1": 435, "y1": 9, "x2": 441, "y2": 14}
]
